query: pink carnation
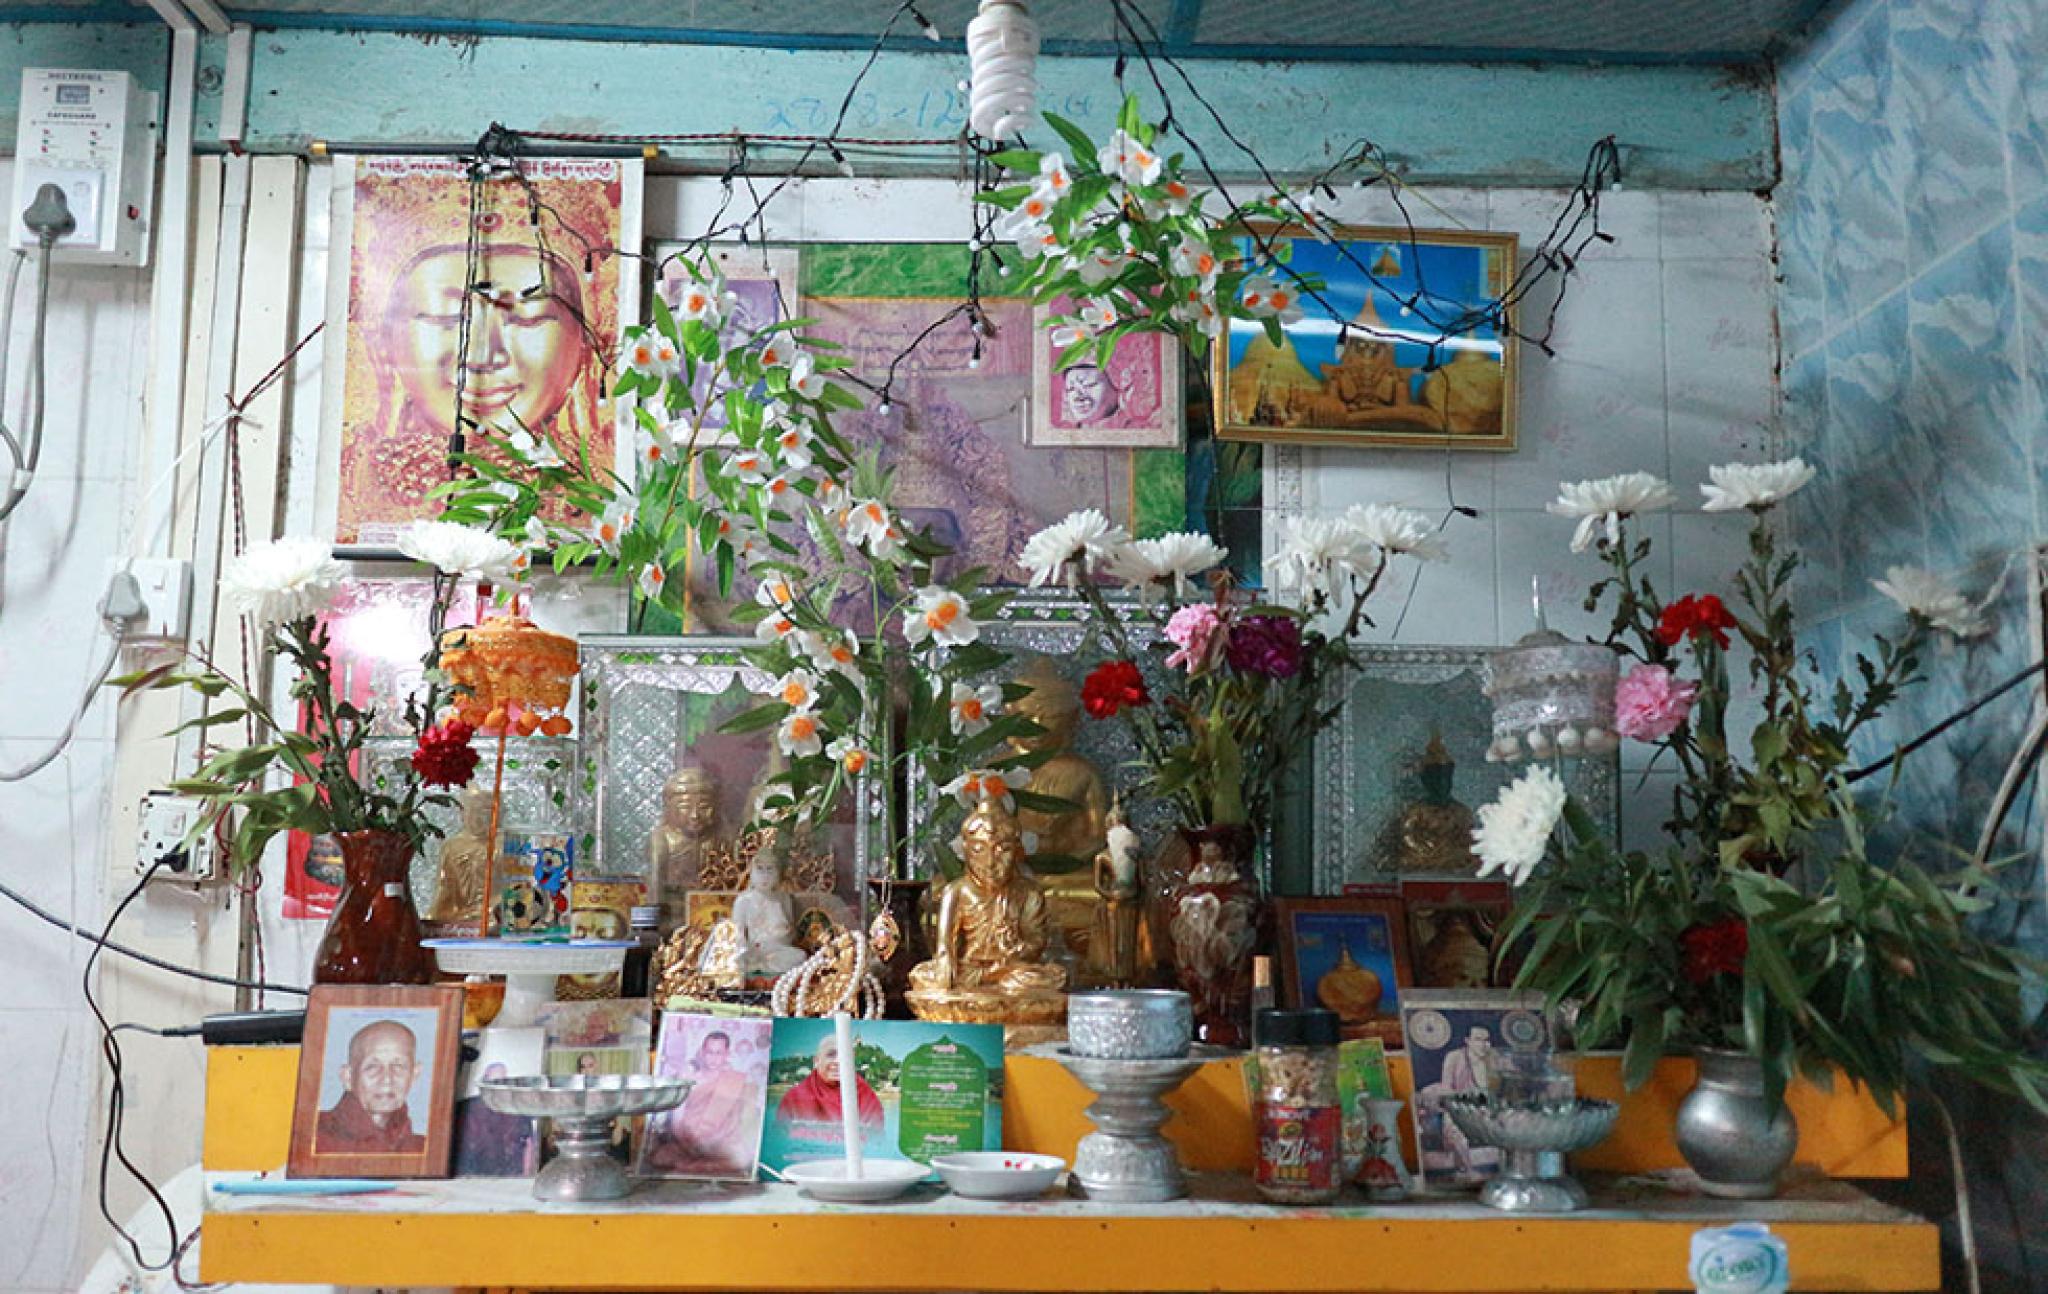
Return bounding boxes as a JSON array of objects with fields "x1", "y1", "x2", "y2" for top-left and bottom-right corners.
[
  {"x1": 1163, "y1": 603, "x2": 1226, "y2": 673},
  {"x1": 1614, "y1": 663, "x2": 1697, "y2": 742}
]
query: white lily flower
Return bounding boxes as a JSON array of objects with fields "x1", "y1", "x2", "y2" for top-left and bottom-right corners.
[{"x1": 904, "y1": 587, "x2": 979, "y2": 648}]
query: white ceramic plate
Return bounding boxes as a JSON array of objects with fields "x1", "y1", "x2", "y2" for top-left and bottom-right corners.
[
  {"x1": 931, "y1": 1151, "x2": 1065, "y2": 1200},
  {"x1": 780, "y1": 1159, "x2": 928, "y2": 1203}
]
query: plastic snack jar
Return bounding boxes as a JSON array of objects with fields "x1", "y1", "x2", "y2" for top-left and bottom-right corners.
[{"x1": 1252, "y1": 1007, "x2": 1344, "y2": 1203}]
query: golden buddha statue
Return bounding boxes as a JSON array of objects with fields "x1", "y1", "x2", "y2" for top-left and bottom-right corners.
[
  {"x1": 1380, "y1": 731, "x2": 1480, "y2": 876},
  {"x1": 906, "y1": 792, "x2": 1068, "y2": 1030},
  {"x1": 1008, "y1": 659, "x2": 1112, "y2": 962},
  {"x1": 426, "y1": 786, "x2": 496, "y2": 925},
  {"x1": 1011, "y1": 659, "x2": 1111, "y2": 865},
  {"x1": 650, "y1": 764, "x2": 719, "y2": 920}
]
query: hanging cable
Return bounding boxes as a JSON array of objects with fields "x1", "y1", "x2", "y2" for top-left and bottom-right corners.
[{"x1": 0, "y1": 184, "x2": 74, "y2": 524}]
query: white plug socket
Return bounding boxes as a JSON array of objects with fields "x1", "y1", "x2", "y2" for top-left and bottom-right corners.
[{"x1": 134, "y1": 790, "x2": 218, "y2": 882}]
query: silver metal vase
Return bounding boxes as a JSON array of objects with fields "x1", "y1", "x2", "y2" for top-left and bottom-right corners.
[{"x1": 1674, "y1": 1048, "x2": 1798, "y2": 1199}]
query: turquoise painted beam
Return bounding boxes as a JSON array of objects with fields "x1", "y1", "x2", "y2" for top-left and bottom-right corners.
[
  {"x1": 184, "y1": 28, "x2": 1769, "y2": 188},
  {"x1": 0, "y1": 23, "x2": 1771, "y2": 188}
]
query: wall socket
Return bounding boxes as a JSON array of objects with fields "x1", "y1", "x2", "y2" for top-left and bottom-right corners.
[{"x1": 134, "y1": 791, "x2": 218, "y2": 882}]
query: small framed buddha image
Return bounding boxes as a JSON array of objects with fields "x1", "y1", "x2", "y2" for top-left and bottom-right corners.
[{"x1": 1273, "y1": 896, "x2": 1414, "y2": 1046}]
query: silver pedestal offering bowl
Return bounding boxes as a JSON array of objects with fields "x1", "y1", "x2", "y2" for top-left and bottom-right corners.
[
  {"x1": 1034, "y1": 1040, "x2": 1228, "y2": 1202},
  {"x1": 482, "y1": 1075, "x2": 689, "y2": 1202},
  {"x1": 1440, "y1": 1093, "x2": 1619, "y2": 1213}
]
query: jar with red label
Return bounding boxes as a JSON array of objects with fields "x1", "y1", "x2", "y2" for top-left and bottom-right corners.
[{"x1": 1251, "y1": 1007, "x2": 1344, "y2": 1204}]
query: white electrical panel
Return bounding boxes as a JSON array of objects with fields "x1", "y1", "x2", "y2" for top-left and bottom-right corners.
[{"x1": 11, "y1": 69, "x2": 157, "y2": 266}]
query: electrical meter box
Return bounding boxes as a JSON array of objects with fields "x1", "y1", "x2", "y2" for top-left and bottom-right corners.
[{"x1": 11, "y1": 69, "x2": 158, "y2": 266}]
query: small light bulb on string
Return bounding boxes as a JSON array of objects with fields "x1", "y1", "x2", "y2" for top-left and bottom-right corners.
[
  {"x1": 909, "y1": 4, "x2": 941, "y2": 41},
  {"x1": 827, "y1": 143, "x2": 855, "y2": 179}
]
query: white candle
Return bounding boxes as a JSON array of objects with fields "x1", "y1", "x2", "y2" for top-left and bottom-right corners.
[{"x1": 833, "y1": 1012, "x2": 864, "y2": 1180}]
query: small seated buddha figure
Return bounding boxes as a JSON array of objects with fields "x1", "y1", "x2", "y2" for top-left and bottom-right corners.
[
  {"x1": 1380, "y1": 731, "x2": 1480, "y2": 876},
  {"x1": 426, "y1": 786, "x2": 496, "y2": 926},
  {"x1": 906, "y1": 792, "x2": 1068, "y2": 1030},
  {"x1": 729, "y1": 849, "x2": 807, "y2": 981},
  {"x1": 1011, "y1": 659, "x2": 1112, "y2": 866}
]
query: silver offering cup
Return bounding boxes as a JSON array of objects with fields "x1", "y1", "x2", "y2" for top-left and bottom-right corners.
[{"x1": 482, "y1": 1074, "x2": 689, "y2": 1202}]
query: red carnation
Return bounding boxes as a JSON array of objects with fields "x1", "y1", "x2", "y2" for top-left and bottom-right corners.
[
  {"x1": 1679, "y1": 918, "x2": 1749, "y2": 985},
  {"x1": 1081, "y1": 659, "x2": 1151, "y2": 719},
  {"x1": 1656, "y1": 594, "x2": 1736, "y2": 650},
  {"x1": 411, "y1": 720, "x2": 481, "y2": 789}
]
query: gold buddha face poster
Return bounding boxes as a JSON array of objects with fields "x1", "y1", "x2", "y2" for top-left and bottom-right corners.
[{"x1": 324, "y1": 155, "x2": 641, "y2": 545}]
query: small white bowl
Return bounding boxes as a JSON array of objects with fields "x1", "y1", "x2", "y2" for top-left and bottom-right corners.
[
  {"x1": 780, "y1": 1159, "x2": 928, "y2": 1203},
  {"x1": 931, "y1": 1151, "x2": 1065, "y2": 1200}
]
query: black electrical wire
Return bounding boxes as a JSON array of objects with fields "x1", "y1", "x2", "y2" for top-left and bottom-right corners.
[
  {"x1": 0, "y1": 874, "x2": 308, "y2": 995},
  {"x1": 1846, "y1": 657, "x2": 2048, "y2": 784},
  {"x1": 86, "y1": 862, "x2": 185, "y2": 1272}
]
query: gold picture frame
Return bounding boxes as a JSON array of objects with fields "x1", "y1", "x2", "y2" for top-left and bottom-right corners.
[{"x1": 1211, "y1": 222, "x2": 1519, "y2": 451}]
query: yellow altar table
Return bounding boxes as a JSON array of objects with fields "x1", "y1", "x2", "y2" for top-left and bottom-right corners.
[{"x1": 200, "y1": 1045, "x2": 1933, "y2": 1291}]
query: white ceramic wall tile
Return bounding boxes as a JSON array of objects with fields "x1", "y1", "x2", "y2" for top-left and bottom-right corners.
[
  {"x1": 1498, "y1": 257, "x2": 1671, "y2": 510},
  {"x1": 0, "y1": 1008, "x2": 93, "y2": 1292},
  {"x1": 1320, "y1": 183, "x2": 1492, "y2": 233},
  {"x1": 1488, "y1": 188, "x2": 1661, "y2": 261},
  {"x1": 1300, "y1": 441, "x2": 1493, "y2": 518},
  {"x1": 1662, "y1": 256, "x2": 1778, "y2": 486},
  {"x1": 0, "y1": 471, "x2": 133, "y2": 743},
  {"x1": 1660, "y1": 192, "x2": 1774, "y2": 262},
  {"x1": 1352, "y1": 509, "x2": 1499, "y2": 646},
  {"x1": 1492, "y1": 509, "x2": 1673, "y2": 647},
  {"x1": 0, "y1": 737, "x2": 110, "y2": 1010}
]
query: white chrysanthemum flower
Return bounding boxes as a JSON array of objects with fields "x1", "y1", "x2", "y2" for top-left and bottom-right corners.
[
  {"x1": 1547, "y1": 472, "x2": 1678, "y2": 553},
  {"x1": 396, "y1": 520, "x2": 523, "y2": 583},
  {"x1": 1019, "y1": 509, "x2": 1132, "y2": 587},
  {"x1": 1342, "y1": 503, "x2": 1449, "y2": 562},
  {"x1": 904, "y1": 588, "x2": 979, "y2": 648},
  {"x1": 949, "y1": 682, "x2": 1003, "y2": 736},
  {"x1": 1699, "y1": 458, "x2": 1817, "y2": 512},
  {"x1": 1472, "y1": 765, "x2": 1567, "y2": 886},
  {"x1": 1110, "y1": 532, "x2": 1228, "y2": 599},
  {"x1": 220, "y1": 537, "x2": 344, "y2": 630},
  {"x1": 1872, "y1": 565, "x2": 1990, "y2": 638},
  {"x1": 1264, "y1": 515, "x2": 1383, "y2": 600}
]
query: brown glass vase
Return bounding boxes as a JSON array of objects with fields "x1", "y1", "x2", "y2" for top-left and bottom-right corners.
[
  {"x1": 1165, "y1": 823, "x2": 1262, "y2": 1047},
  {"x1": 313, "y1": 828, "x2": 435, "y2": 985}
]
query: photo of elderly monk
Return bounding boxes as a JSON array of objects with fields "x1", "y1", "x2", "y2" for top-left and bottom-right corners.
[{"x1": 290, "y1": 985, "x2": 463, "y2": 1178}]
